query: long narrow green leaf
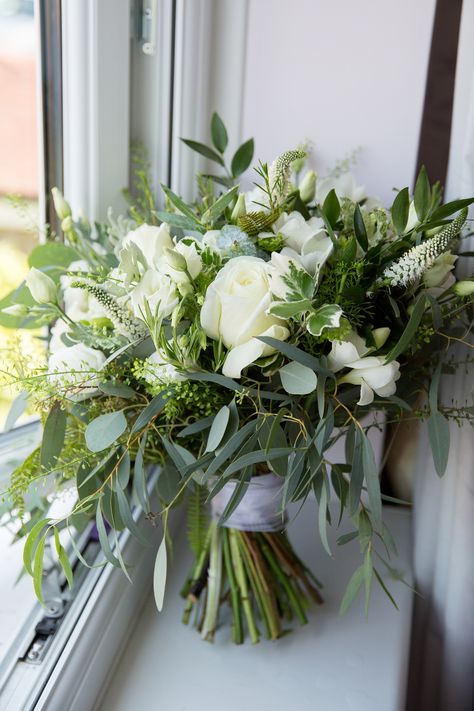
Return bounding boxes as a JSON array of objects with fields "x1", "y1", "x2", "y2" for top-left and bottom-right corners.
[
  {"x1": 96, "y1": 499, "x2": 121, "y2": 568},
  {"x1": 153, "y1": 536, "x2": 167, "y2": 612},
  {"x1": 385, "y1": 295, "x2": 426, "y2": 363},
  {"x1": 33, "y1": 535, "x2": 46, "y2": 604},
  {"x1": 132, "y1": 392, "x2": 169, "y2": 434},
  {"x1": 116, "y1": 486, "x2": 151, "y2": 546},
  {"x1": 202, "y1": 185, "x2": 239, "y2": 224},
  {"x1": 318, "y1": 477, "x2": 331, "y2": 556},
  {"x1": 41, "y1": 403, "x2": 67, "y2": 470},
  {"x1": 257, "y1": 337, "x2": 334, "y2": 376},
  {"x1": 217, "y1": 468, "x2": 252, "y2": 526},
  {"x1": 339, "y1": 564, "x2": 364, "y2": 615},
  {"x1": 23, "y1": 518, "x2": 50, "y2": 577},
  {"x1": 361, "y1": 432, "x2": 382, "y2": 527},
  {"x1": 53, "y1": 527, "x2": 73, "y2": 588}
]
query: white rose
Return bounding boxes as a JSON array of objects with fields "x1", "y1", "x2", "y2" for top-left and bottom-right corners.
[
  {"x1": 48, "y1": 343, "x2": 106, "y2": 392},
  {"x1": 272, "y1": 211, "x2": 333, "y2": 275},
  {"x1": 200, "y1": 256, "x2": 290, "y2": 378},
  {"x1": 130, "y1": 268, "x2": 179, "y2": 320},
  {"x1": 121, "y1": 223, "x2": 173, "y2": 270},
  {"x1": 315, "y1": 172, "x2": 366, "y2": 205},
  {"x1": 26, "y1": 267, "x2": 57, "y2": 304}
]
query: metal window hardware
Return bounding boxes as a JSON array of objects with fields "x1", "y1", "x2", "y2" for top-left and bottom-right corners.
[{"x1": 135, "y1": 0, "x2": 157, "y2": 56}]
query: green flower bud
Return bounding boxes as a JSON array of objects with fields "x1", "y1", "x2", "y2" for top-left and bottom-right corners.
[
  {"x1": 25, "y1": 267, "x2": 57, "y2": 304},
  {"x1": 299, "y1": 170, "x2": 316, "y2": 203},
  {"x1": 231, "y1": 193, "x2": 246, "y2": 222},
  {"x1": 61, "y1": 216, "x2": 74, "y2": 232},
  {"x1": 51, "y1": 187, "x2": 72, "y2": 220},
  {"x1": 2, "y1": 303, "x2": 29, "y2": 317},
  {"x1": 164, "y1": 247, "x2": 187, "y2": 272},
  {"x1": 453, "y1": 280, "x2": 474, "y2": 296},
  {"x1": 372, "y1": 327, "x2": 390, "y2": 349}
]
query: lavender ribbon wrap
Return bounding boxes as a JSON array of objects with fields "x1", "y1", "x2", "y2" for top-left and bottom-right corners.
[{"x1": 210, "y1": 473, "x2": 287, "y2": 532}]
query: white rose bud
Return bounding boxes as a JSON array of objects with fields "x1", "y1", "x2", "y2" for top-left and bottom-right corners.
[
  {"x1": 51, "y1": 187, "x2": 72, "y2": 220},
  {"x1": 25, "y1": 267, "x2": 57, "y2": 304},
  {"x1": 454, "y1": 280, "x2": 474, "y2": 296},
  {"x1": 2, "y1": 303, "x2": 29, "y2": 317},
  {"x1": 163, "y1": 247, "x2": 187, "y2": 272},
  {"x1": 61, "y1": 216, "x2": 74, "y2": 232},
  {"x1": 299, "y1": 170, "x2": 316, "y2": 204},
  {"x1": 231, "y1": 193, "x2": 246, "y2": 222}
]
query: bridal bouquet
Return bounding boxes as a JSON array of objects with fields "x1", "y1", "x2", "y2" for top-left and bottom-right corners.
[{"x1": 1, "y1": 114, "x2": 473, "y2": 643}]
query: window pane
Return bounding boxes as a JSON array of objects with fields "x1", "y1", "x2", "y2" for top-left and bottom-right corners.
[{"x1": 0, "y1": 0, "x2": 42, "y2": 428}]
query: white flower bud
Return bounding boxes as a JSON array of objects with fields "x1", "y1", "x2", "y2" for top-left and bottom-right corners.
[
  {"x1": 61, "y1": 216, "x2": 73, "y2": 232},
  {"x1": 25, "y1": 267, "x2": 57, "y2": 304},
  {"x1": 454, "y1": 280, "x2": 474, "y2": 296},
  {"x1": 51, "y1": 187, "x2": 72, "y2": 220},
  {"x1": 299, "y1": 170, "x2": 316, "y2": 203},
  {"x1": 231, "y1": 193, "x2": 247, "y2": 221},
  {"x1": 2, "y1": 303, "x2": 29, "y2": 317},
  {"x1": 372, "y1": 327, "x2": 390, "y2": 349}
]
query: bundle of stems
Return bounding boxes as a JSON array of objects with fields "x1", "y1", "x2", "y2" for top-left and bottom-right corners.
[{"x1": 181, "y1": 521, "x2": 323, "y2": 644}]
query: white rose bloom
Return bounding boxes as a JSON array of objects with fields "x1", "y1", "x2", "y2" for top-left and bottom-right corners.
[
  {"x1": 272, "y1": 211, "x2": 333, "y2": 275},
  {"x1": 130, "y1": 268, "x2": 179, "y2": 320},
  {"x1": 48, "y1": 343, "x2": 106, "y2": 392},
  {"x1": 121, "y1": 223, "x2": 173, "y2": 270},
  {"x1": 61, "y1": 260, "x2": 108, "y2": 322},
  {"x1": 328, "y1": 330, "x2": 400, "y2": 405},
  {"x1": 315, "y1": 172, "x2": 366, "y2": 205},
  {"x1": 200, "y1": 256, "x2": 290, "y2": 378},
  {"x1": 143, "y1": 350, "x2": 185, "y2": 385}
]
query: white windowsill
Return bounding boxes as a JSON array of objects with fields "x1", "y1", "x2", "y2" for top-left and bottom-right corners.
[{"x1": 97, "y1": 504, "x2": 413, "y2": 711}]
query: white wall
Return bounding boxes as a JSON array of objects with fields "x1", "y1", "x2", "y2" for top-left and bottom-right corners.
[{"x1": 230, "y1": 0, "x2": 436, "y2": 204}]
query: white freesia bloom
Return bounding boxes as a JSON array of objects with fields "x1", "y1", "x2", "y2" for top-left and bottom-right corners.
[
  {"x1": 423, "y1": 252, "x2": 457, "y2": 288},
  {"x1": 200, "y1": 256, "x2": 290, "y2": 378},
  {"x1": 328, "y1": 329, "x2": 399, "y2": 405},
  {"x1": 49, "y1": 319, "x2": 69, "y2": 353},
  {"x1": 61, "y1": 260, "x2": 108, "y2": 322},
  {"x1": 339, "y1": 356, "x2": 401, "y2": 406},
  {"x1": 315, "y1": 172, "x2": 366, "y2": 205},
  {"x1": 143, "y1": 350, "x2": 185, "y2": 385},
  {"x1": 130, "y1": 268, "x2": 179, "y2": 320},
  {"x1": 121, "y1": 223, "x2": 173, "y2": 270},
  {"x1": 48, "y1": 343, "x2": 106, "y2": 391},
  {"x1": 271, "y1": 211, "x2": 333, "y2": 275},
  {"x1": 26, "y1": 267, "x2": 57, "y2": 304},
  {"x1": 267, "y1": 252, "x2": 308, "y2": 299}
]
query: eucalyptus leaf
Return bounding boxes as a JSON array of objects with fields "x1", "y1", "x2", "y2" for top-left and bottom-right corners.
[
  {"x1": 85, "y1": 410, "x2": 127, "y2": 452},
  {"x1": 116, "y1": 486, "x2": 151, "y2": 546},
  {"x1": 385, "y1": 295, "x2": 426, "y2": 363},
  {"x1": 339, "y1": 564, "x2": 364, "y2": 615},
  {"x1": 4, "y1": 391, "x2": 29, "y2": 431},
  {"x1": 96, "y1": 499, "x2": 121, "y2": 568},
  {"x1": 428, "y1": 411, "x2": 450, "y2": 476},
  {"x1": 257, "y1": 337, "x2": 334, "y2": 377},
  {"x1": 317, "y1": 477, "x2": 332, "y2": 556},
  {"x1": 99, "y1": 381, "x2": 136, "y2": 399},
  {"x1": 202, "y1": 185, "x2": 239, "y2": 224},
  {"x1": 132, "y1": 392, "x2": 169, "y2": 434},
  {"x1": 161, "y1": 184, "x2": 197, "y2": 221},
  {"x1": 154, "y1": 211, "x2": 202, "y2": 232},
  {"x1": 40, "y1": 404, "x2": 67, "y2": 471},
  {"x1": 279, "y1": 361, "x2": 317, "y2": 395},
  {"x1": 205, "y1": 406, "x2": 231, "y2": 452},
  {"x1": 54, "y1": 528, "x2": 73, "y2": 588},
  {"x1": 153, "y1": 536, "x2": 167, "y2": 612}
]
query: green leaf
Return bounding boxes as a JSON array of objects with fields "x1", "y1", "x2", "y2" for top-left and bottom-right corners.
[
  {"x1": 337, "y1": 531, "x2": 358, "y2": 545},
  {"x1": 430, "y1": 197, "x2": 474, "y2": 222},
  {"x1": 40, "y1": 403, "x2": 67, "y2": 470},
  {"x1": 321, "y1": 189, "x2": 340, "y2": 227},
  {"x1": 429, "y1": 361, "x2": 442, "y2": 413},
  {"x1": 53, "y1": 528, "x2": 73, "y2": 588},
  {"x1": 231, "y1": 138, "x2": 254, "y2": 177},
  {"x1": 160, "y1": 184, "x2": 197, "y2": 221},
  {"x1": 185, "y1": 370, "x2": 243, "y2": 393},
  {"x1": 318, "y1": 477, "x2": 332, "y2": 556},
  {"x1": 180, "y1": 138, "x2": 225, "y2": 167},
  {"x1": 4, "y1": 391, "x2": 29, "y2": 431},
  {"x1": 110, "y1": 451, "x2": 130, "y2": 492},
  {"x1": 96, "y1": 499, "x2": 121, "y2": 569},
  {"x1": 205, "y1": 406, "x2": 231, "y2": 452},
  {"x1": 85, "y1": 410, "x2": 127, "y2": 452},
  {"x1": 131, "y1": 392, "x2": 169, "y2": 434},
  {"x1": 33, "y1": 535, "x2": 47, "y2": 604},
  {"x1": 428, "y1": 411, "x2": 450, "y2": 476},
  {"x1": 98, "y1": 381, "x2": 136, "y2": 399},
  {"x1": 217, "y1": 468, "x2": 252, "y2": 526},
  {"x1": 361, "y1": 431, "x2": 382, "y2": 527},
  {"x1": 178, "y1": 414, "x2": 215, "y2": 438},
  {"x1": 306, "y1": 304, "x2": 343, "y2": 337},
  {"x1": 204, "y1": 420, "x2": 257, "y2": 481},
  {"x1": 0, "y1": 282, "x2": 37, "y2": 329},
  {"x1": 279, "y1": 361, "x2": 317, "y2": 395},
  {"x1": 363, "y1": 547, "x2": 373, "y2": 616},
  {"x1": 385, "y1": 295, "x2": 426, "y2": 363},
  {"x1": 257, "y1": 337, "x2": 334, "y2": 377},
  {"x1": 211, "y1": 111, "x2": 228, "y2": 153},
  {"x1": 133, "y1": 434, "x2": 149, "y2": 510},
  {"x1": 414, "y1": 165, "x2": 431, "y2": 221},
  {"x1": 23, "y1": 518, "x2": 50, "y2": 577},
  {"x1": 222, "y1": 447, "x2": 294, "y2": 478},
  {"x1": 391, "y1": 187, "x2": 410, "y2": 234},
  {"x1": 153, "y1": 536, "x2": 167, "y2": 611},
  {"x1": 202, "y1": 185, "x2": 239, "y2": 224},
  {"x1": 116, "y1": 486, "x2": 151, "y2": 546},
  {"x1": 28, "y1": 242, "x2": 79, "y2": 271},
  {"x1": 268, "y1": 299, "x2": 312, "y2": 318},
  {"x1": 339, "y1": 564, "x2": 364, "y2": 615},
  {"x1": 154, "y1": 211, "x2": 202, "y2": 232},
  {"x1": 353, "y1": 204, "x2": 368, "y2": 251}
]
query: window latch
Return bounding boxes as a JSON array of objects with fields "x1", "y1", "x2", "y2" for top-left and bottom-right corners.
[{"x1": 136, "y1": 0, "x2": 157, "y2": 56}]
